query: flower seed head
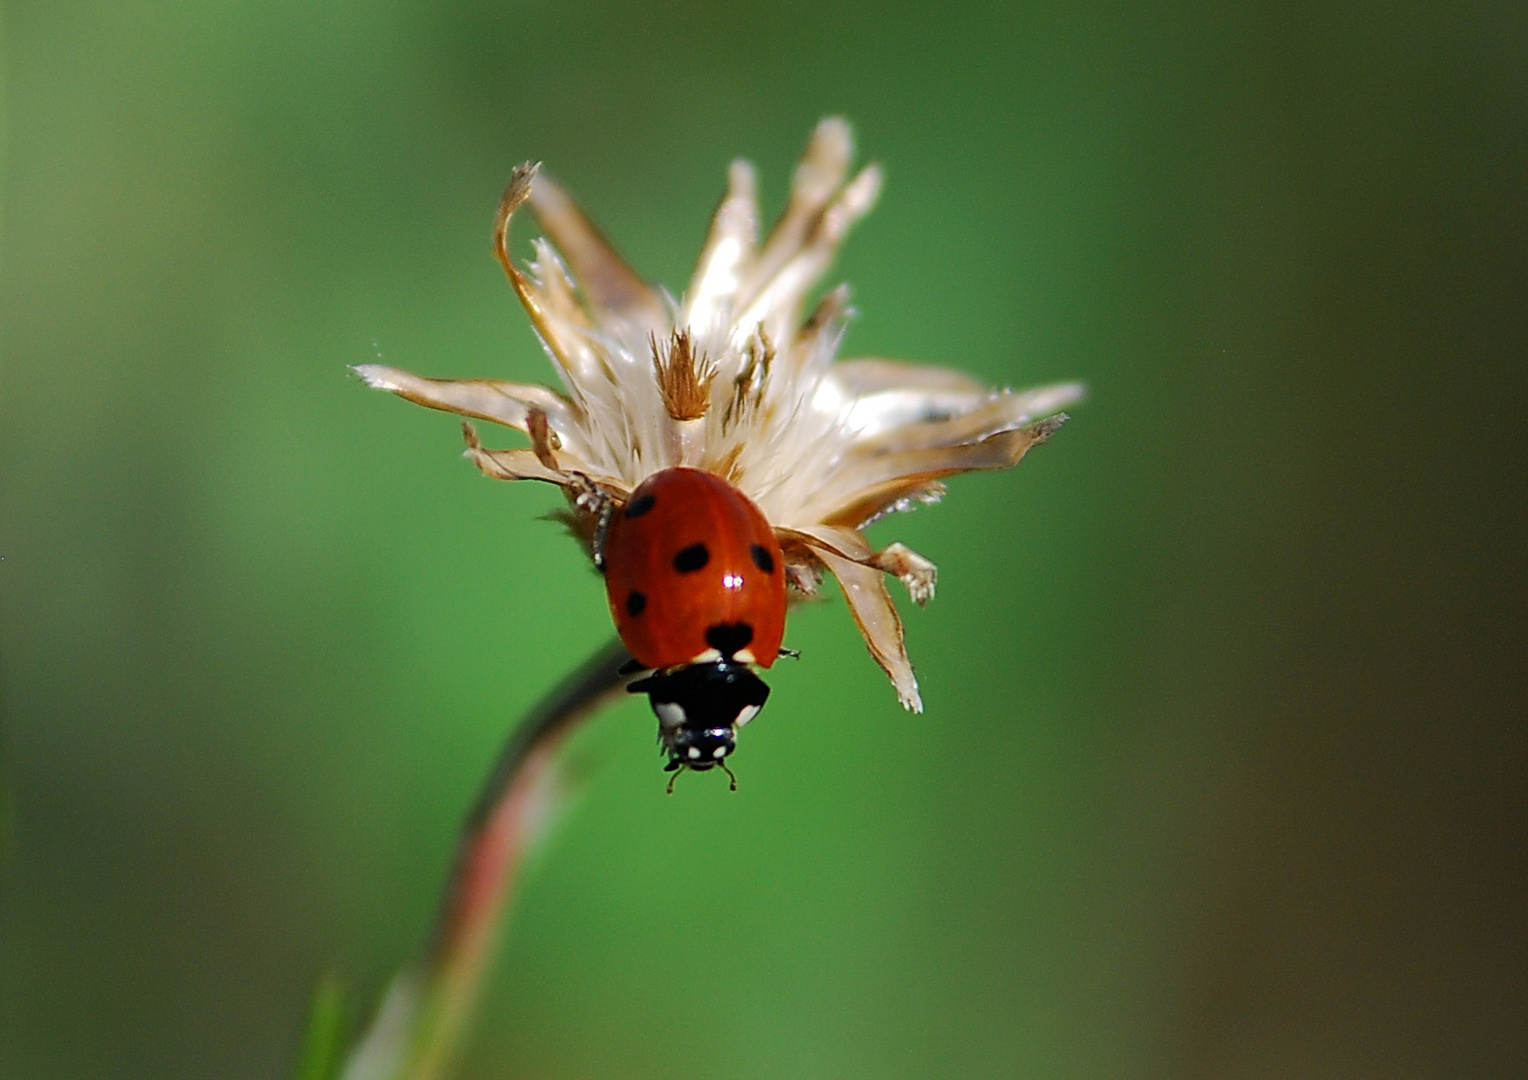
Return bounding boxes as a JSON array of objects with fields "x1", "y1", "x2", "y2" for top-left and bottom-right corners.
[{"x1": 355, "y1": 119, "x2": 1082, "y2": 710}]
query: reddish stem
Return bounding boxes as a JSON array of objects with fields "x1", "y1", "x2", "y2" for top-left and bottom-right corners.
[{"x1": 341, "y1": 640, "x2": 634, "y2": 1080}]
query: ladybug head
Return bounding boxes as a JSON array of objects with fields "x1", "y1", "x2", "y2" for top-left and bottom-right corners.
[{"x1": 627, "y1": 660, "x2": 770, "y2": 774}]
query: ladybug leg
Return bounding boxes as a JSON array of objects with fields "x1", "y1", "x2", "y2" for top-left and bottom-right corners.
[
  {"x1": 777, "y1": 647, "x2": 801, "y2": 660},
  {"x1": 565, "y1": 472, "x2": 616, "y2": 570},
  {"x1": 589, "y1": 494, "x2": 615, "y2": 572}
]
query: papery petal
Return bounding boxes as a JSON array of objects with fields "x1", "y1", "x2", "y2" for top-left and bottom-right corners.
[
  {"x1": 821, "y1": 357, "x2": 988, "y2": 398},
  {"x1": 791, "y1": 415, "x2": 1068, "y2": 529},
  {"x1": 353, "y1": 364, "x2": 579, "y2": 439},
  {"x1": 745, "y1": 117, "x2": 855, "y2": 300},
  {"x1": 463, "y1": 443, "x2": 575, "y2": 487},
  {"x1": 807, "y1": 539, "x2": 923, "y2": 711},
  {"x1": 494, "y1": 164, "x2": 593, "y2": 388},
  {"x1": 459, "y1": 422, "x2": 617, "y2": 492},
  {"x1": 868, "y1": 542, "x2": 938, "y2": 606},
  {"x1": 527, "y1": 172, "x2": 668, "y2": 332},
  {"x1": 813, "y1": 359, "x2": 989, "y2": 437},
  {"x1": 847, "y1": 382, "x2": 1085, "y2": 456},
  {"x1": 526, "y1": 240, "x2": 603, "y2": 383},
  {"x1": 684, "y1": 160, "x2": 758, "y2": 341},
  {"x1": 779, "y1": 526, "x2": 938, "y2": 606},
  {"x1": 814, "y1": 477, "x2": 947, "y2": 533},
  {"x1": 733, "y1": 162, "x2": 880, "y2": 348}
]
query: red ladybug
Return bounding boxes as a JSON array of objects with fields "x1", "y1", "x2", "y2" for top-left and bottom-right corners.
[{"x1": 600, "y1": 467, "x2": 787, "y2": 779}]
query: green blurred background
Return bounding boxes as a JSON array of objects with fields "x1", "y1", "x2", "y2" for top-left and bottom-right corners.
[{"x1": 3, "y1": 1, "x2": 1524, "y2": 1077}]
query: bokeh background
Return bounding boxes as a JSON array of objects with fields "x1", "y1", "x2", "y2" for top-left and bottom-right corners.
[{"x1": 3, "y1": 2, "x2": 1525, "y2": 1078}]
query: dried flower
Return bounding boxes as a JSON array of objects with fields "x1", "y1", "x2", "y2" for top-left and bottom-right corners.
[{"x1": 356, "y1": 118, "x2": 1080, "y2": 711}]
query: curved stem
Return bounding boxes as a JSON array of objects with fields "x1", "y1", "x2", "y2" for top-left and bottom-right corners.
[{"x1": 340, "y1": 639, "x2": 635, "y2": 1080}]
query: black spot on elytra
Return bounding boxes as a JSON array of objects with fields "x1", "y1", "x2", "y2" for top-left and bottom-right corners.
[
  {"x1": 750, "y1": 544, "x2": 775, "y2": 574},
  {"x1": 705, "y1": 622, "x2": 754, "y2": 657},
  {"x1": 626, "y1": 590, "x2": 647, "y2": 617},
  {"x1": 672, "y1": 543, "x2": 710, "y2": 573},
  {"x1": 625, "y1": 493, "x2": 655, "y2": 518}
]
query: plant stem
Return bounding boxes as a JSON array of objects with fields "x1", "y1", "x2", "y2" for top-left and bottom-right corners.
[{"x1": 339, "y1": 638, "x2": 635, "y2": 1080}]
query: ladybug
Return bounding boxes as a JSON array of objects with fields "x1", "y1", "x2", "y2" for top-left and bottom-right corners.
[{"x1": 599, "y1": 467, "x2": 787, "y2": 781}]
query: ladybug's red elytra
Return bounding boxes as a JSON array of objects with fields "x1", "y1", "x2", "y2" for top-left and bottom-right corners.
[{"x1": 599, "y1": 468, "x2": 787, "y2": 780}]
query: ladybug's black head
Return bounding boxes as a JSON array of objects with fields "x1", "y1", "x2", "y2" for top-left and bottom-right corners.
[{"x1": 628, "y1": 661, "x2": 770, "y2": 774}]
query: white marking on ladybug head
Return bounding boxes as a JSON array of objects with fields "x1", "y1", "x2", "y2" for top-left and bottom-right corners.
[
  {"x1": 655, "y1": 702, "x2": 686, "y2": 729},
  {"x1": 689, "y1": 647, "x2": 723, "y2": 664},
  {"x1": 687, "y1": 746, "x2": 702, "y2": 760},
  {"x1": 734, "y1": 648, "x2": 757, "y2": 664},
  {"x1": 712, "y1": 745, "x2": 728, "y2": 758},
  {"x1": 734, "y1": 704, "x2": 760, "y2": 727}
]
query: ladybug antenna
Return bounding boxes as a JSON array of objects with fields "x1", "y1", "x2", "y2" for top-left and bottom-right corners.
[{"x1": 719, "y1": 760, "x2": 738, "y2": 791}]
